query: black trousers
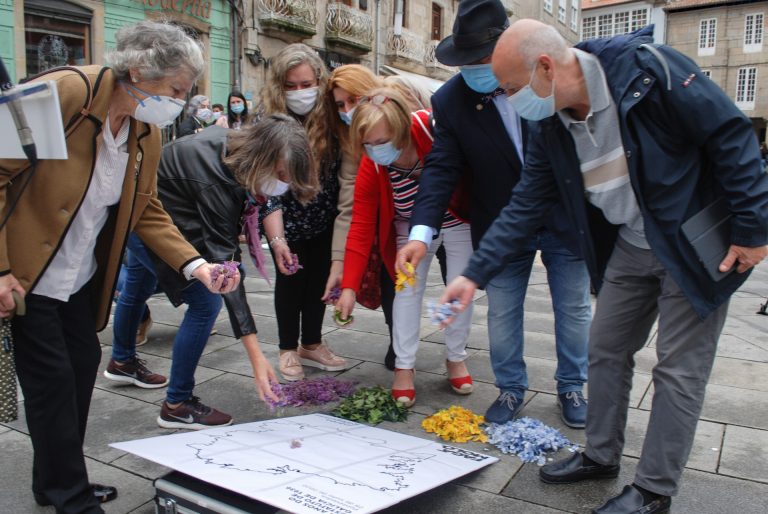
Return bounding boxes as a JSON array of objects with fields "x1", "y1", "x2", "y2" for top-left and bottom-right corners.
[
  {"x1": 274, "y1": 228, "x2": 333, "y2": 349},
  {"x1": 12, "y1": 282, "x2": 104, "y2": 514},
  {"x1": 380, "y1": 263, "x2": 395, "y2": 344}
]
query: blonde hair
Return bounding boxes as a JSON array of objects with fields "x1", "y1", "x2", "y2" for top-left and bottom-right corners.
[
  {"x1": 225, "y1": 114, "x2": 319, "y2": 205},
  {"x1": 328, "y1": 64, "x2": 381, "y2": 153},
  {"x1": 259, "y1": 43, "x2": 334, "y2": 173},
  {"x1": 349, "y1": 86, "x2": 412, "y2": 158},
  {"x1": 382, "y1": 75, "x2": 432, "y2": 111}
]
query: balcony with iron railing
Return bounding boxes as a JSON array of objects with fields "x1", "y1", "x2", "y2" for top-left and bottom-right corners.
[
  {"x1": 257, "y1": 0, "x2": 318, "y2": 38},
  {"x1": 424, "y1": 40, "x2": 457, "y2": 74},
  {"x1": 385, "y1": 27, "x2": 425, "y2": 65},
  {"x1": 325, "y1": 3, "x2": 374, "y2": 53}
]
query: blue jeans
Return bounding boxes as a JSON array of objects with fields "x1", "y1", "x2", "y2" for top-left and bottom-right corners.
[
  {"x1": 111, "y1": 234, "x2": 223, "y2": 404},
  {"x1": 485, "y1": 229, "x2": 591, "y2": 397},
  {"x1": 111, "y1": 234, "x2": 160, "y2": 361},
  {"x1": 166, "y1": 279, "x2": 222, "y2": 404}
]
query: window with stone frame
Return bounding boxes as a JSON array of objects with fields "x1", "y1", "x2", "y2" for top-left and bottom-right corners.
[
  {"x1": 432, "y1": 3, "x2": 442, "y2": 41},
  {"x1": 698, "y1": 18, "x2": 717, "y2": 56},
  {"x1": 24, "y1": 0, "x2": 92, "y2": 77},
  {"x1": 744, "y1": 13, "x2": 764, "y2": 53}
]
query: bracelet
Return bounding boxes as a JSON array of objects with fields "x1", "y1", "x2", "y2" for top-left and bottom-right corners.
[{"x1": 268, "y1": 236, "x2": 287, "y2": 248}]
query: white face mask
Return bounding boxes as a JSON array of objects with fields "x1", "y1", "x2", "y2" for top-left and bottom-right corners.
[
  {"x1": 261, "y1": 178, "x2": 290, "y2": 196},
  {"x1": 122, "y1": 82, "x2": 185, "y2": 128},
  {"x1": 285, "y1": 87, "x2": 318, "y2": 116}
]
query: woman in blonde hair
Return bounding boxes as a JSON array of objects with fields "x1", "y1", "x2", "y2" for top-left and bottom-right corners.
[
  {"x1": 320, "y1": 65, "x2": 401, "y2": 369},
  {"x1": 258, "y1": 43, "x2": 348, "y2": 381},
  {"x1": 335, "y1": 87, "x2": 474, "y2": 407}
]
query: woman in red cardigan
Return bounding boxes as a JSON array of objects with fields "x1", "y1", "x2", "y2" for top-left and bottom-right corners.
[{"x1": 336, "y1": 87, "x2": 475, "y2": 407}]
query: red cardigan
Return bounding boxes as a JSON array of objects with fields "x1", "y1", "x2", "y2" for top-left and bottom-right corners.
[{"x1": 341, "y1": 110, "x2": 435, "y2": 293}]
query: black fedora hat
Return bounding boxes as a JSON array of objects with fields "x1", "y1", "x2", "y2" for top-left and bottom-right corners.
[{"x1": 435, "y1": 0, "x2": 510, "y2": 66}]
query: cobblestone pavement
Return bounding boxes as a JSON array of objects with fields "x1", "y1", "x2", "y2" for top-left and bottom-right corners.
[{"x1": 2, "y1": 254, "x2": 767, "y2": 513}]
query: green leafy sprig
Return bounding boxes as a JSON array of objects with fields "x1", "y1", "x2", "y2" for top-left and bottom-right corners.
[{"x1": 332, "y1": 386, "x2": 408, "y2": 425}]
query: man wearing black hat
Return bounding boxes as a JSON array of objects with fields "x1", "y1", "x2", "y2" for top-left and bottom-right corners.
[{"x1": 396, "y1": 0, "x2": 591, "y2": 427}]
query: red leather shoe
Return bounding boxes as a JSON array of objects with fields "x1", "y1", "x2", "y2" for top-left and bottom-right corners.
[
  {"x1": 392, "y1": 368, "x2": 416, "y2": 407},
  {"x1": 447, "y1": 360, "x2": 474, "y2": 394},
  {"x1": 449, "y1": 374, "x2": 474, "y2": 395}
]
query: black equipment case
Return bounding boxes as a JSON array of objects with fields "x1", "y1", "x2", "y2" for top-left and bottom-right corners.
[{"x1": 154, "y1": 471, "x2": 286, "y2": 514}]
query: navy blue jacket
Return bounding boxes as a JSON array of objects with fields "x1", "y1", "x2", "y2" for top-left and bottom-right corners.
[
  {"x1": 464, "y1": 27, "x2": 768, "y2": 319},
  {"x1": 409, "y1": 72, "x2": 578, "y2": 252}
]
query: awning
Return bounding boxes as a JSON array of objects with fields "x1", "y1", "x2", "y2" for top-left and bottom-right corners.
[{"x1": 378, "y1": 65, "x2": 448, "y2": 93}]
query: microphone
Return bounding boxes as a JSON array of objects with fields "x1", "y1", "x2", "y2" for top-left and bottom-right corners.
[{"x1": 0, "y1": 57, "x2": 37, "y2": 165}]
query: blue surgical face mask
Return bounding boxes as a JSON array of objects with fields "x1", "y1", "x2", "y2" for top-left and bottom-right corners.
[
  {"x1": 338, "y1": 106, "x2": 356, "y2": 126},
  {"x1": 230, "y1": 102, "x2": 245, "y2": 114},
  {"x1": 196, "y1": 108, "x2": 213, "y2": 121},
  {"x1": 364, "y1": 141, "x2": 402, "y2": 166},
  {"x1": 459, "y1": 63, "x2": 500, "y2": 93},
  {"x1": 506, "y1": 63, "x2": 556, "y2": 121}
]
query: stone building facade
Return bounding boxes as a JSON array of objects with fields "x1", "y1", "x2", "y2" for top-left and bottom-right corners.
[{"x1": 665, "y1": 0, "x2": 768, "y2": 141}]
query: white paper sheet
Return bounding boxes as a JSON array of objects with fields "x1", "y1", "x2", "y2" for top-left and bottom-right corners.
[
  {"x1": 112, "y1": 413, "x2": 497, "y2": 514},
  {"x1": 0, "y1": 80, "x2": 68, "y2": 160}
]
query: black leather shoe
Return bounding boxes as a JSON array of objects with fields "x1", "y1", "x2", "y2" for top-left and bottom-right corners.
[
  {"x1": 34, "y1": 483, "x2": 118, "y2": 506},
  {"x1": 540, "y1": 452, "x2": 620, "y2": 484},
  {"x1": 592, "y1": 485, "x2": 671, "y2": 513}
]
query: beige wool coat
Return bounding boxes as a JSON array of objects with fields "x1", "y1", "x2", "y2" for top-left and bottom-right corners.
[{"x1": 0, "y1": 65, "x2": 201, "y2": 330}]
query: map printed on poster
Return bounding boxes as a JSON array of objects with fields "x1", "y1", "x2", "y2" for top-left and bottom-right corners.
[{"x1": 111, "y1": 413, "x2": 497, "y2": 514}]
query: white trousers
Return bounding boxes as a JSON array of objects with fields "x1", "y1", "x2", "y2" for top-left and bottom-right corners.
[{"x1": 393, "y1": 220, "x2": 474, "y2": 369}]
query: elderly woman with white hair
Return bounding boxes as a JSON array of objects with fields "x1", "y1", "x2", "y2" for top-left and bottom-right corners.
[
  {"x1": 0, "y1": 21, "x2": 239, "y2": 513},
  {"x1": 177, "y1": 94, "x2": 213, "y2": 137}
]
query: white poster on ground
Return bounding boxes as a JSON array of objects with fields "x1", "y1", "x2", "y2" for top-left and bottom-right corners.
[{"x1": 111, "y1": 413, "x2": 497, "y2": 514}]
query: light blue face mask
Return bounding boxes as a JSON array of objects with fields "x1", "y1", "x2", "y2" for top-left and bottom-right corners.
[
  {"x1": 230, "y1": 103, "x2": 245, "y2": 114},
  {"x1": 338, "y1": 106, "x2": 356, "y2": 126},
  {"x1": 459, "y1": 63, "x2": 500, "y2": 93},
  {"x1": 364, "y1": 141, "x2": 402, "y2": 166},
  {"x1": 506, "y1": 63, "x2": 556, "y2": 121}
]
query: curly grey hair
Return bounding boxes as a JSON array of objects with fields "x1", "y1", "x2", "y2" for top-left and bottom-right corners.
[
  {"x1": 186, "y1": 94, "x2": 209, "y2": 116},
  {"x1": 107, "y1": 21, "x2": 204, "y2": 82}
]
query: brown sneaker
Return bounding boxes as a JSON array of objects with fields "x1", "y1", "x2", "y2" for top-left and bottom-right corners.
[
  {"x1": 135, "y1": 315, "x2": 153, "y2": 346},
  {"x1": 298, "y1": 342, "x2": 348, "y2": 371},
  {"x1": 103, "y1": 356, "x2": 168, "y2": 389},
  {"x1": 157, "y1": 396, "x2": 233, "y2": 430},
  {"x1": 279, "y1": 351, "x2": 305, "y2": 382}
]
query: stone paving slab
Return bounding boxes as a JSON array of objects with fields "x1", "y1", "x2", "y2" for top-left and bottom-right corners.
[
  {"x1": 719, "y1": 424, "x2": 768, "y2": 483},
  {"x1": 619, "y1": 408, "x2": 724, "y2": 473},
  {"x1": 93, "y1": 349, "x2": 225, "y2": 404},
  {"x1": 378, "y1": 482, "x2": 567, "y2": 513},
  {"x1": 82, "y1": 388, "x2": 182, "y2": 463},
  {"x1": 0, "y1": 428, "x2": 156, "y2": 514},
  {"x1": 716, "y1": 333, "x2": 768, "y2": 362},
  {"x1": 109, "y1": 451, "x2": 173, "y2": 481},
  {"x1": 707, "y1": 357, "x2": 768, "y2": 392},
  {"x1": 503, "y1": 453, "x2": 768, "y2": 514},
  {"x1": 643, "y1": 383, "x2": 768, "y2": 430}
]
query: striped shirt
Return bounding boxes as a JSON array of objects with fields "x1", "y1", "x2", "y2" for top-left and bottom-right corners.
[
  {"x1": 388, "y1": 161, "x2": 461, "y2": 229},
  {"x1": 558, "y1": 49, "x2": 649, "y2": 249}
]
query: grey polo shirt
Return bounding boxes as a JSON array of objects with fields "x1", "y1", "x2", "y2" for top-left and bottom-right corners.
[{"x1": 558, "y1": 49, "x2": 649, "y2": 249}]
